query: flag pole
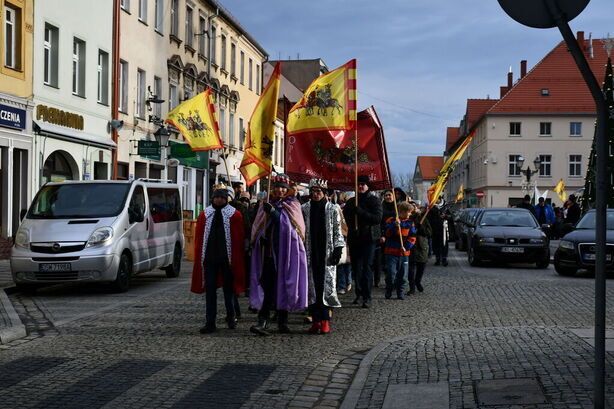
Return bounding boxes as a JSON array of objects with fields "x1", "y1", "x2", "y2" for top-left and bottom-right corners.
[
  {"x1": 354, "y1": 125, "x2": 359, "y2": 230},
  {"x1": 391, "y1": 190, "x2": 406, "y2": 252},
  {"x1": 221, "y1": 147, "x2": 232, "y2": 189}
]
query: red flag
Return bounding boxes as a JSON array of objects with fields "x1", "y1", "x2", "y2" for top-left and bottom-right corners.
[{"x1": 286, "y1": 106, "x2": 391, "y2": 190}]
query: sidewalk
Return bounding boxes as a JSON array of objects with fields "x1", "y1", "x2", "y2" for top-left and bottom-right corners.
[{"x1": 0, "y1": 258, "x2": 26, "y2": 345}]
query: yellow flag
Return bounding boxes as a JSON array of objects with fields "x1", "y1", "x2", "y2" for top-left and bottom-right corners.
[
  {"x1": 428, "y1": 131, "x2": 475, "y2": 207},
  {"x1": 166, "y1": 89, "x2": 222, "y2": 151},
  {"x1": 239, "y1": 62, "x2": 281, "y2": 186},
  {"x1": 455, "y1": 184, "x2": 464, "y2": 203},
  {"x1": 554, "y1": 178, "x2": 567, "y2": 202},
  {"x1": 287, "y1": 59, "x2": 356, "y2": 135}
]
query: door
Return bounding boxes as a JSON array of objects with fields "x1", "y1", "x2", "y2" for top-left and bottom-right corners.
[{"x1": 128, "y1": 185, "x2": 150, "y2": 272}]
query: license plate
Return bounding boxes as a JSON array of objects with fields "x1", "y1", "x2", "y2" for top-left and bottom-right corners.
[
  {"x1": 584, "y1": 254, "x2": 612, "y2": 261},
  {"x1": 39, "y1": 263, "x2": 72, "y2": 272},
  {"x1": 501, "y1": 247, "x2": 524, "y2": 253}
]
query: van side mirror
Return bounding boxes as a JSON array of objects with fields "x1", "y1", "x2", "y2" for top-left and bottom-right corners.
[
  {"x1": 20, "y1": 209, "x2": 27, "y2": 221},
  {"x1": 129, "y1": 205, "x2": 145, "y2": 224}
]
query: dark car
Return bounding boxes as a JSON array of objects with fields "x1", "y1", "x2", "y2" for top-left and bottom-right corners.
[
  {"x1": 467, "y1": 208, "x2": 550, "y2": 268},
  {"x1": 454, "y1": 208, "x2": 482, "y2": 251},
  {"x1": 553, "y1": 209, "x2": 614, "y2": 276}
]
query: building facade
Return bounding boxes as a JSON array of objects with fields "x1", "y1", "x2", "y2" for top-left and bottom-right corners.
[
  {"x1": 118, "y1": 0, "x2": 267, "y2": 217},
  {"x1": 447, "y1": 33, "x2": 603, "y2": 209},
  {"x1": 412, "y1": 156, "x2": 443, "y2": 204},
  {"x1": 0, "y1": 0, "x2": 33, "y2": 239},
  {"x1": 32, "y1": 0, "x2": 115, "y2": 192}
]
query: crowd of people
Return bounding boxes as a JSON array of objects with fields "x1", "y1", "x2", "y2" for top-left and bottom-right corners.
[
  {"x1": 191, "y1": 174, "x2": 443, "y2": 335},
  {"x1": 516, "y1": 193, "x2": 581, "y2": 238}
]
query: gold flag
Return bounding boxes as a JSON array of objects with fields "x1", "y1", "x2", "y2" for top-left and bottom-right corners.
[
  {"x1": 455, "y1": 184, "x2": 464, "y2": 203},
  {"x1": 554, "y1": 178, "x2": 567, "y2": 202},
  {"x1": 165, "y1": 89, "x2": 222, "y2": 151},
  {"x1": 239, "y1": 62, "x2": 281, "y2": 186}
]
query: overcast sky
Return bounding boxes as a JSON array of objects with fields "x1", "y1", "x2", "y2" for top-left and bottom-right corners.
[{"x1": 220, "y1": 0, "x2": 612, "y2": 175}]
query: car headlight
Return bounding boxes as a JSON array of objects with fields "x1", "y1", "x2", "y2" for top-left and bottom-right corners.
[
  {"x1": 479, "y1": 237, "x2": 495, "y2": 244},
  {"x1": 559, "y1": 240, "x2": 575, "y2": 250},
  {"x1": 14, "y1": 229, "x2": 29, "y2": 249},
  {"x1": 86, "y1": 227, "x2": 114, "y2": 247},
  {"x1": 529, "y1": 238, "x2": 544, "y2": 244}
]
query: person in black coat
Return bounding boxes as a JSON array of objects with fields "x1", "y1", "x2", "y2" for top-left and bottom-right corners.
[{"x1": 343, "y1": 175, "x2": 383, "y2": 308}]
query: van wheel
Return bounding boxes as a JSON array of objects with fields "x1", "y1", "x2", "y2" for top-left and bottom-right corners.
[
  {"x1": 111, "y1": 253, "x2": 131, "y2": 293},
  {"x1": 165, "y1": 244, "x2": 182, "y2": 278}
]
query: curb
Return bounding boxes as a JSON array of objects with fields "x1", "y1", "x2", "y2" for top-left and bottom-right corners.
[{"x1": 0, "y1": 288, "x2": 26, "y2": 344}]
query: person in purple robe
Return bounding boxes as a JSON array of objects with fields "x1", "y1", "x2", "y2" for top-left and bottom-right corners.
[{"x1": 249, "y1": 173, "x2": 308, "y2": 335}]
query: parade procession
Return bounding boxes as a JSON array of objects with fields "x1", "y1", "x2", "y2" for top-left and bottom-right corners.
[{"x1": 1, "y1": 1, "x2": 614, "y2": 408}]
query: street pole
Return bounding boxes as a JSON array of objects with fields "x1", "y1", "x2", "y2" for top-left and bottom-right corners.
[
  {"x1": 111, "y1": 0, "x2": 121, "y2": 179},
  {"x1": 541, "y1": 1, "x2": 609, "y2": 406}
]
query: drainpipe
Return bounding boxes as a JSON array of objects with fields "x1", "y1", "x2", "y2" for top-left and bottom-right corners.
[{"x1": 111, "y1": 0, "x2": 121, "y2": 179}]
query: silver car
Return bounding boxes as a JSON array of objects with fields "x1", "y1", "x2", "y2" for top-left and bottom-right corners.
[{"x1": 11, "y1": 180, "x2": 184, "y2": 292}]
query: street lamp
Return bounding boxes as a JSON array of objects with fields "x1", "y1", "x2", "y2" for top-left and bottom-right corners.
[
  {"x1": 517, "y1": 155, "x2": 541, "y2": 185},
  {"x1": 497, "y1": 1, "x2": 609, "y2": 407}
]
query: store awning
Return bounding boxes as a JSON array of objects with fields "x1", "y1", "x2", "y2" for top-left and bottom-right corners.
[{"x1": 33, "y1": 121, "x2": 117, "y2": 149}]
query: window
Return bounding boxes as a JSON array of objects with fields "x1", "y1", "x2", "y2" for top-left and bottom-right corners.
[
  {"x1": 509, "y1": 122, "x2": 521, "y2": 136},
  {"x1": 129, "y1": 186, "x2": 145, "y2": 216},
  {"x1": 220, "y1": 34, "x2": 226, "y2": 70},
  {"x1": 569, "y1": 155, "x2": 582, "y2": 177},
  {"x1": 256, "y1": 64, "x2": 260, "y2": 95},
  {"x1": 570, "y1": 122, "x2": 582, "y2": 136},
  {"x1": 169, "y1": 83, "x2": 178, "y2": 110},
  {"x1": 230, "y1": 43, "x2": 236, "y2": 76},
  {"x1": 43, "y1": 23, "x2": 59, "y2": 87},
  {"x1": 185, "y1": 6, "x2": 193, "y2": 48},
  {"x1": 210, "y1": 25, "x2": 217, "y2": 64},
  {"x1": 136, "y1": 69, "x2": 146, "y2": 118},
  {"x1": 148, "y1": 188, "x2": 181, "y2": 223},
  {"x1": 4, "y1": 5, "x2": 20, "y2": 70},
  {"x1": 119, "y1": 60, "x2": 128, "y2": 112},
  {"x1": 120, "y1": 0, "x2": 130, "y2": 11},
  {"x1": 239, "y1": 117, "x2": 244, "y2": 150},
  {"x1": 219, "y1": 106, "x2": 226, "y2": 143},
  {"x1": 240, "y1": 51, "x2": 245, "y2": 84},
  {"x1": 539, "y1": 122, "x2": 551, "y2": 136},
  {"x1": 72, "y1": 38, "x2": 86, "y2": 97},
  {"x1": 538, "y1": 155, "x2": 551, "y2": 177},
  {"x1": 138, "y1": 0, "x2": 147, "y2": 22},
  {"x1": 508, "y1": 154, "x2": 522, "y2": 176},
  {"x1": 170, "y1": 0, "x2": 178, "y2": 36},
  {"x1": 154, "y1": 0, "x2": 163, "y2": 32},
  {"x1": 229, "y1": 111, "x2": 235, "y2": 147},
  {"x1": 248, "y1": 58, "x2": 253, "y2": 90},
  {"x1": 153, "y1": 76, "x2": 162, "y2": 116},
  {"x1": 198, "y1": 16, "x2": 206, "y2": 55},
  {"x1": 97, "y1": 50, "x2": 109, "y2": 104}
]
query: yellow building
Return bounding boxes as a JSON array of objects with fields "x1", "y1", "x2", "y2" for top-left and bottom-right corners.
[{"x1": 0, "y1": 0, "x2": 33, "y2": 239}]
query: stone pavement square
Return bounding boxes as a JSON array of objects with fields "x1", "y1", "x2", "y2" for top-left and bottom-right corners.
[
  {"x1": 475, "y1": 378, "x2": 547, "y2": 406},
  {"x1": 382, "y1": 383, "x2": 449, "y2": 409}
]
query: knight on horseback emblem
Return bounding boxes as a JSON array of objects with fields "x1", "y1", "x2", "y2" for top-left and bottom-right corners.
[
  {"x1": 176, "y1": 110, "x2": 214, "y2": 139},
  {"x1": 299, "y1": 84, "x2": 344, "y2": 118}
]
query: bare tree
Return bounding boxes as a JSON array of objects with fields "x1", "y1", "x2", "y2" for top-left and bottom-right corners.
[{"x1": 391, "y1": 172, "x2": 415, "y2": 197}]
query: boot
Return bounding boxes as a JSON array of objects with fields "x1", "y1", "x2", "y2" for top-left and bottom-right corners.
[
  {"x1": 320, "y1": 320, "x2": 331, "y2": 334},
  {"x1": 277, "y1": 310, "x2": 292, "y2": 334},
  {"x1": 308, "y1": 321, "x2": 321, "y2": 334},
  {"x1": 226, "y1": 315, "x2": 238, "y2": 329},
  {"x1": 250, "y1": 316, "x2": 270, "y2": 336},
  {"x1": 199, "y1": 323, "x2": 216, "y2": 334}
]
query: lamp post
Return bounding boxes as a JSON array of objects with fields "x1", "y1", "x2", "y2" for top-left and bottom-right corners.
[
  {"x1": 153, "y1": 126, "x2": 170, "y2": 181},
  {"x1": 517, "y1": 155, "x2": 541, "y2": 196},
  {"x1": 497, "y1": 1, "x2": 609, "y2": 406}
]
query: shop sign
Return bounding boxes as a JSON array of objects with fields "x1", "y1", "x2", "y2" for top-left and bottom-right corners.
[
  {"x1": 169, "y1": 141, "x2": 209, "y2": 169},
  {"x1": 0, "y1": 104, "x2": 26, "y2": 130},
  {"x1": 138, "y1": 140, "x2": 160, "y2": 157},
  {"x1": 36, "y1": 105, "x2": 84, "y2": 130}
]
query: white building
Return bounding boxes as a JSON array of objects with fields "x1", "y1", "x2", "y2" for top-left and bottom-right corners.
[{"x1": 32, "y1": 0, "x2": 115, "y2": 191}]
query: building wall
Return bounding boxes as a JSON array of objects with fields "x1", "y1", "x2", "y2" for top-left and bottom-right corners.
[{"x1": 0, "y1": 0, "x2": 33, "y2": 98}]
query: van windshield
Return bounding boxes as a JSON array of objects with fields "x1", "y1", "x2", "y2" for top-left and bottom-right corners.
[{"x1": 28, "y1": 183, "x2": 131, "y2": 219}]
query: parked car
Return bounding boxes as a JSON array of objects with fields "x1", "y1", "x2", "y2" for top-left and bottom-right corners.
[
  {"x1": 11, "y1": 180, "x2": 184, "y2": 292},
  {"x1": 553, "y1": 209, "x2": 614, "y2": 276},
  {"x1": 467, "y1": 208, "x2": 550, "y2": 268},
  {"x1": 454, "y1": 208, "x2": 482, "y2": 251}
]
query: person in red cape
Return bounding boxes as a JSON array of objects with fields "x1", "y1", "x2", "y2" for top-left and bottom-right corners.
[{"x1": 191, "y1": 184, "x2": 246, "y2": 334}]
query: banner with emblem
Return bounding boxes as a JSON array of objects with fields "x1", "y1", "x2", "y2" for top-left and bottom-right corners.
[
  {"x1": 287, "y1": 59, "x2": 356, "y2": 135},
  {"x1": 165, "y1": 89, "x2": 223, "y2": 151}
]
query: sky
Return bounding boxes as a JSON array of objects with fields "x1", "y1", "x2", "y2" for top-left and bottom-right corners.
[{"x1": 220, "y1": 0, "x2": 612, "y2": 176}]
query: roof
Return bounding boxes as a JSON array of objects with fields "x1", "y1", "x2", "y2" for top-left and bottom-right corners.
[
  {"x1": 488, "y1": 38, "x2": 609, "y2": 114},
  {"x1": 466, "y1": 99, "x2": 498, "y2": 130},
  {"x1": 416, "y1": 156, "x2": 444, "y2": 180},
  {"x1": 445, "y1": 127, "x2": 460, "y2": 151}
]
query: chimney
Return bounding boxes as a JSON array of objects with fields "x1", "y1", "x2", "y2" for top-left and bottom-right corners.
[
  {"x1": 500, "y1": 86, "x2": 509, "y2": 98},
  {"x1": 507, "y1": 70, "x2": 513, "y2": 89},
  {"x1": 577, "y1": 31, "x2": 585, "y2": 49},
  {"x1": 520, "y1": 60, "x2": 527, "y2": 79}
]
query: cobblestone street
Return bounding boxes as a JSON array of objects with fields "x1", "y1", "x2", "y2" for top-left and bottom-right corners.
[{"x1": 0, "y1": 248, "x2": 613, "y2": 408}]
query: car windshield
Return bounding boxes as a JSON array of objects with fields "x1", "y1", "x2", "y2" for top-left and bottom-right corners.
[
  {"x1": 575, "y1": 212, "x2": 614, "y2": 230},
  {"x1": 28, "y1": 183, "x2": 131, "y2": 219},
  {"x1": 479, "y1": 211, "x2": 537, "y2": 227}
]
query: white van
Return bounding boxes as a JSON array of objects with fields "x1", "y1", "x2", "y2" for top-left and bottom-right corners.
[{"x1": 11, "y1": 179, "x2": 184, "y2": 292}]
